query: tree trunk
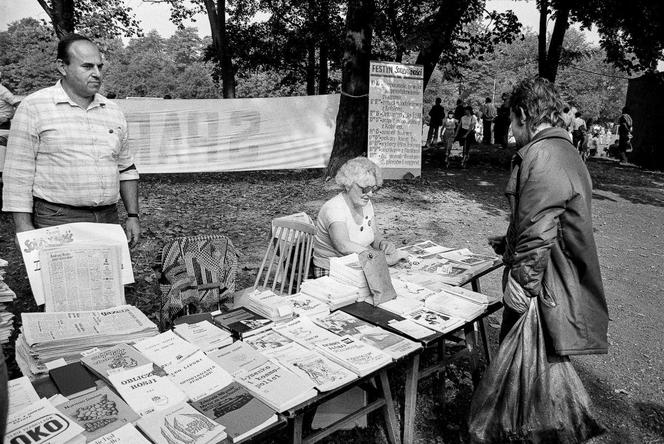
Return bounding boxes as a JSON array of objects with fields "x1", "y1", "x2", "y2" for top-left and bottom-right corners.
[
  {"x1": 538, "y1": 0, "x2": 548, "y2": 76},
  {"x1": 414, "y1": 0, "x2": 468, "y2": 89},
  {"x1": 204, "y1": 0, "x2": 235, "y2": 98},
  {"x1": 307, "y1": 41, "x2": 316, "y2": 95},
  {"x1": 318, "y1": 0, "x2": 330, "y2": 95},
  {"x1": 543, "y1": 4, "x2": 570, "y2": 82},
  {"x1": 37, "y1": 0, "x2": 75, "y2": 38},
  {"x1": 325, "y1": 0, "x2": 375, "y2": 178}
]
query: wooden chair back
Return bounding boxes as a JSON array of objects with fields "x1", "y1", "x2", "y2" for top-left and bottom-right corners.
[{"x1": 254, "y1": 219, "x2": 315, "y2": 295}]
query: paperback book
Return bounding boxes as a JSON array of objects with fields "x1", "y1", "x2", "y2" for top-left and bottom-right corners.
[
  {"x1": 57, "y1": 386, "x2": 140, "y2": 441},
  {"x1": 166, "y1": 351, "x2": 234, "y2": 402},
  {"x1": 274, "y1": 316, "x2": 340, "y2": 347},
  {"x1": 190, "y1": 382, "x2": 278, "y2": 443},
  {"x1": 108, "y1": 363, "x2": 188, "y2": 417},
  {"x1": 314, "y1": 335, "x2": 392, "y2": 376},
  {"x1": 81, "y1": 343, "x2": 154, "y2": 381},
  {"x1": 89, "y1": 424, "x2": 151, "y2": 444},
  {"x1": 136, "y1": 402, "x2": 227, "y2": 444},
  {"x1": 132, "y1": 330, "x2": 200, "y2": 370},
  {"x1": 172, "y1": 320, "x2": 233, "y2": 352},
  {"x1": 212, "y1": 307, "x2": 273, "y2": 339}
]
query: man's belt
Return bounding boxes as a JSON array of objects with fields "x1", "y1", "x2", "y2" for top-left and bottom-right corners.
[{"x1": 33, "y1": 196, "x2": 117, "y2": 212}]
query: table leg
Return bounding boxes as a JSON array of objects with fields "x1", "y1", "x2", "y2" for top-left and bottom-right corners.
[
  {"x1": 464, "y1": 323, "x2": 481, "y2": 385},
  {"x1": 377, "y1": 369, "x2": 402, "y2": 444},
  {"x1": 479, "y1": 318, "x2": 492, "y2": 363},
  {"x1": 291, "y1": 414, "x2": 304, "y2": 444},
  {"x1": 402, "y1": 353, "x2": 420, "y2": 444}
]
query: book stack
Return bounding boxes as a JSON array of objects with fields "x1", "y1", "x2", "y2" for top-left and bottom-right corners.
[
  {"x1": 212, "y1": 307, "x2": 273, "y2": 340},
  {"x1": 15, "y1": 305, "x2": 159, "y2": 379},
  {"x1": 284, "y1": 293, "x2": 330, "y2": 319},
  {"x1": 5, "y1": 398, "x2": 87, "y2": 444},
  {"x1": 173, "y1": 320, "x2": 233, "y2": 353},
  {"x1": 137, "y1": 402, "x2": 228, "y2": 444},
  {"x1": 300, "y1": 276, "x2": 363, "y2": 310},
  {"x1": 0, "y1": 257, "x2": 16, "y2": 344},
  {"x1": 329, "y1": 254, "x2": 372, "y2": 300},
  {"x1": 208, "y1": 340, "x2": 317, "y2": 412},
  {"x1": 313, "y1": 311, "x2": 421, "y2": 360},
  {"x1": 245, "y1": 288, "x2": 294, "y2": 321},
  {"x1": 244, "y1": 329, "x2": 357, "y2": 392},
  {"x1": 314, "y1": 335, "x2": 392, "y2": 377}
]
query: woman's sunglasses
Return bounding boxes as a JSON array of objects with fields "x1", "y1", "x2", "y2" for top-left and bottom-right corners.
[{"x1": 356, "y1": 184, "x2": 381, "y2": 194}]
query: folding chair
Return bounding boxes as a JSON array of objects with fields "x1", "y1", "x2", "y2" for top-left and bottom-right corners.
[
  {"x1": 254, "y1": 218, "x2": 315, "y2": 295},
  {"x1": 156, "y1": 234, "x2": 238, "y2": 327}
]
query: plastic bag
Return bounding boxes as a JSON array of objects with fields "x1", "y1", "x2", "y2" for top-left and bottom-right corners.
[{"x1": 468, "y1": 299, "x2": 604, "y2": 443}]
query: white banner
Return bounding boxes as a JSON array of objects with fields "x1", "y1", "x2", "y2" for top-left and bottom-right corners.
[
  {"x1": 367, "y1": 61, "x2": 423, "y2": 179},
  {"x1": 118, "y1": 95, "x2": 339, "y2": 173}
]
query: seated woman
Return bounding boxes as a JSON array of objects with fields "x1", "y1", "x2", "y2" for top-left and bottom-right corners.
[{"x1": 313, "y1": 157, "x2": 402, "y2": 276}]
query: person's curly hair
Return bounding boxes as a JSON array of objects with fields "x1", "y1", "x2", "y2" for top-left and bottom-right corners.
[
  {"x1": 335, "y1": 157, "x2": 383, "y2": 190},
  {"x1": 509, "y1": 77, "x2": 563, "y2": 132}
]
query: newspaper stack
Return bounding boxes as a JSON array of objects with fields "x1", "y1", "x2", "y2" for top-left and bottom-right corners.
[
  {"x1": 301, "y1": 275, "x2": 365, "y2": 310},
  {"x1": 329, "y1": 254, "x2": 371, "y2": 300},
  {"x1": 0, "y1": 257, "x2": 16, "y2": 344},
  {"x1": 245, "y1": 288, "x2": 294, "y2": 321},
  {"x1": 15, "y1": 305, "x2": 159, "y2": 379}
]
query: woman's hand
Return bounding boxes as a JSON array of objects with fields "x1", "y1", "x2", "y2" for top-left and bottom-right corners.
[{"x1": 379, "y1": 240, "x2": 396, "y2": 256}]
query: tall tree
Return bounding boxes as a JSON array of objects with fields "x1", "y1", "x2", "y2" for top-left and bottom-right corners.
[
  {"x1": 325, "y1": 0, "x2": 375, "y2": 177},
  {"x1": 36, "y1": 0, "x2": 142, "y2": 39},
  {"x1": 537, "y1": 0, "x2": 570, "y2": 81}
]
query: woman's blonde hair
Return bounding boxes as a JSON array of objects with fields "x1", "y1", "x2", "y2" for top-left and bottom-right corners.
[{"x1": 335, "y1": 157, "x2": 383, "y2": 190}]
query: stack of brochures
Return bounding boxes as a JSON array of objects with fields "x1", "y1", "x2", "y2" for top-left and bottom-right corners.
[
  {"x1": 245, "y1": 288, "x2": 294, "y2": 321},
  {"x1": 300, "y1": 275, "x2": 364, "y2": 310},
  {"x1": 329, "y1": 254, "x2": 371, "y2": 300},
  {"x1": 208, "y1": 340, "x2": 317, "y2": 412},
  {"x1": 15, "y1": 305, "x2": 159, "y2": 378},
  {"x1": 313, "y1": 311, "x2": 421, "y2": 360},
  {"x1": 244, "y1": 329, "x2": 358, "y2": 392},
  {"x1": 284, "y1": 292, "x2": 330, "y2": 319},
  {"x1": 0, "y1": 257, "x2": 16, "y2": 344}
]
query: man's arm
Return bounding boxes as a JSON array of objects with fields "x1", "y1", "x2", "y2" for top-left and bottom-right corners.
[
  {"x1": 119, "y1": 179, "x2": 140, "y2": 247},
  {"x1": 12, "y1": 213, "x2": 34, "y2": 233}
]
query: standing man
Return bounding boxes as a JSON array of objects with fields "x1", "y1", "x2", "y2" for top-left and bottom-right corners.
[
  {"x1": 2, "y1": 34, "x2": 140, "y2": 245},
  {"x1": 493, "y1": 93, "x2": 510, "y2": 148},
  {"x1": 490, "y1": 77, "x2": 608, "y2": 355},
  {"x1": 480, "y1": 97, "x2": 496, "y2": 144},
  {"x1": 0, "y1": 73, "x2": 21, "y2": 130},
  {"x1": 426, "y1": 97, "x2": 444, "y2": 146},
  {"x1": 617, "y1": 106, "x2": 633, "y2": 164}
]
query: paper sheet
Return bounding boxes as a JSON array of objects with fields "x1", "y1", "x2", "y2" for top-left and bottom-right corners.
[
  {"x1": 40, "y1": 243, "x2": 125, "y2": 312},
  {"x1": 16, "y1": 223, "x2": 134, "y2": 305}
]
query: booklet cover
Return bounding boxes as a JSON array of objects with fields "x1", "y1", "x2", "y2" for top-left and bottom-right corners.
[
  {"x1": 49, "y1": 362, "x2": 98, "y2": 398},
  {"x1": 5, "y1": 398, "x2": 85, "y2": 444},
  {"x1": 57, "y1": 386, "x2": 140, "y2": 441},
  {"x1": 191, "y1": 382, "x2": 278, "y2": 443},
  {"x1": 132, "y1": 330, "x2": 200, "y2": 370},
  {"x1": 173, "y1": 320, "x2": 233, "y2": 353},
  {"x1": 167, "y1": 351, "x2": 234, "y2": 402},
  {"x1": 81, "y1": 343, "x2": 154, "y2": 380},
  {"x1": 108, "y1": 363, "x2": 188, "y2": 417},
  {"x1": 207, "y1": 341, "x2": 270, "y2": 376},
  {"x1": 137, "y1": 402, "x2": 226, "y2": 444},
  {"x1": 315, "y1": 335, "x2": 392, "y2": 376},
  {"x1": 7, "y1": 376, "x2": 41, "y2": 416},
  {"x1": 408, "y1": 308, "x2": 464, "y2": 334}
]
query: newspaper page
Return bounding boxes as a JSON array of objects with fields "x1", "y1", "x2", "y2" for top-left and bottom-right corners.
[
  {"x1": 16, "y1": 222, "x2": 134, "y2": 305},
  {"x1": 40, "y1": 243, "x2": 125, "y2": 312},
  {"x1": 22, "y1": 305, "x2": 155, "y2": 346}
]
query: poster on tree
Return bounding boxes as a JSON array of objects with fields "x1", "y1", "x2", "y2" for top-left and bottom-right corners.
[{"x1": 368, "y1": 61, "x2": 423, "y2": 179}]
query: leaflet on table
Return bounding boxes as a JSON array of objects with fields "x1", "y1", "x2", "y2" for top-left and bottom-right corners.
[
  {"x1": 16, "y1": 222, "x2": 134, "y2": 305},
  {"x1": 166, "y1": 351, "x2": 234, "y2": 402},
  {"x1": 108, "y1": 363, "x2": 187, "y2": 417},
  {"x1": 89, "y1": 424, "x2": 151, "y2": 444},
  {"x1": 437, "y1": 248, "x2": 498, "y2": 266},
  {"x1": 7, "y1": 376, "x2": 40, "y2": 416},
  {"x1": 137, "y1": 402, "x2": 227, "y2": 444},
  {"x1": 390, "y1": 278, "x2": 437, "y2": 301},
  {"x1": 274, "y1": 316, "x2": 340, "y2": 346},
  {"x1": 378, "y1": 297, "x2": 424, "y2": 316},
  {"x1": 408, "y1": 308, "x2": 464, "y2": 334},
  {"x1": 207, "y1": 340, "x2": 269, "y2": 376},
  {"x1": 425, "y1": 291, "x2": 486, "y2": 321},
  {"x1": 387, "y1": 318, "x2": 436, "y2": 339},
  {"x1": 40, "y1": 243, "x2": 125, "y2": 312},
  {"x1": 315, "y1": 335, "x2": 392, "y2": 376},
  {"x1": 5, "y1": 398, "x2": 86, "y2": 444},
  {"x1": 21, "y1": 305, "x2": 157, "y2": 346},
  {"x1": 284, "y1": 293, "x2": 330, "y2": 318},
  {"x1": 132, "y1": 330, "x2": 200, "y2": 370}
]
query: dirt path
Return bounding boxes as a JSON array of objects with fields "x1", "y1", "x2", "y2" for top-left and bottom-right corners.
[{"x1": 1, "y1": 149, "x2": 662, "y2": 443}]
